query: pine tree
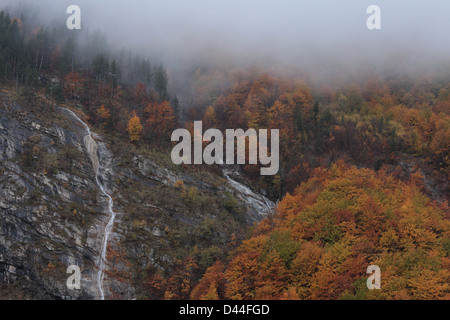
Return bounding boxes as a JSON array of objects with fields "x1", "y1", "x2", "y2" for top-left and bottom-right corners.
[{"x1": 154, "y1": 64, "x2": 169, "y2": 101}]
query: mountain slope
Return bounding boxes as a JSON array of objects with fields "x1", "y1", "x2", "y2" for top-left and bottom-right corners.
[
  {"x1": 0, "y1": 89, "x2": 272, "y2": 299},
  {"x1": 194, "y1": 163, "x2": 450, "y2": 300}
]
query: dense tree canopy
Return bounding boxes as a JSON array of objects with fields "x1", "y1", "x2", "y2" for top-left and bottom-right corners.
[{"x1": 194, "y1": 163, "x2": 450, "y2": 300}]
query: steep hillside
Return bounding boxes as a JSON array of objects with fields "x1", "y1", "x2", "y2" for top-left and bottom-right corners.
[
  {"x1": 0, "y1": 6, "x2": 449, "y2": 301},
  {"x1": 0, "y1": 91, "x2": 102, "y2": 299},
  {"x1": 193, "y1": 163, "x2": 450, "y2": 300},
  {"x1": 0, "y1": 89, "x2": 272, "y2": 299}
]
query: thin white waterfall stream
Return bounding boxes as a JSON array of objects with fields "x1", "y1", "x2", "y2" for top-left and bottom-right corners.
[
  {"x1": 62, "y1": 107, "x2": 116, "y2": 300},
  {"x1": 223, "y1": 168, "x2": 275, "y2": 218},
  {"x1": 62, "y1": 107, "x2": 274, "y2": 299}
]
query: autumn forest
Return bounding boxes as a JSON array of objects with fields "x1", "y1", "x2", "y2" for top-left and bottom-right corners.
[{"x1": 0, "y1": 5, "x2": 449, "y2": 301}]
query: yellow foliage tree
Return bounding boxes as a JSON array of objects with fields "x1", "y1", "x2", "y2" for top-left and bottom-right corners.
[{"x1": 127, "y1": 111, "x2": 143, "y2": 142}]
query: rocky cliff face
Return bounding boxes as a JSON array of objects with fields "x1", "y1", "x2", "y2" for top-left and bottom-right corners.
[
  {"x1": 0, "y1": 94, "x2": 103, "y2": 299},
  {"x1": 0, "y1": 92, "x2": 273, "y2": 299}
]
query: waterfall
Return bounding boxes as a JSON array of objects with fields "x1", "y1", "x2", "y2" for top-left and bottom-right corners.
[
  {"x1": 62, "y1": 107, "x2": 116, "y2": 300},
  {"x1": 223, "y1": 168, "x2": 275, "y2": 220}
]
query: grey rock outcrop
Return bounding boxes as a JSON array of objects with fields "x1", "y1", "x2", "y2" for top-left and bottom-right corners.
[
  {"x1": 0, "y1": 94, "x2": 274, "y2": 300},
  {"x1": 0, "y1": 98, "x2": 103, "y2": 299}
]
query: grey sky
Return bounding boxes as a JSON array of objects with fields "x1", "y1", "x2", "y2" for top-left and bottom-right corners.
[{"x1": 1, "y1": 0, "x2": 450, "y2": 75}]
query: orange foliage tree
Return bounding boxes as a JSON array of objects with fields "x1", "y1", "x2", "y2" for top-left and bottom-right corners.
[
  {"x1": 190, "y1": 261, "x2": 226, "y2": 300},
  {"x1": 64, "y1": 71, "x2": 84, "y2": 99},
  {"x1": 97, "y1": 104, "x2": 110, "y2": 120},
  {"x1": 145, "y1": 101, "x2": 176, "y2": 142}
]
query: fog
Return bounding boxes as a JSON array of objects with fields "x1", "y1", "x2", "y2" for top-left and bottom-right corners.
[{"x1": 2, "y1": 0, "x2": 450, "y2": 84}]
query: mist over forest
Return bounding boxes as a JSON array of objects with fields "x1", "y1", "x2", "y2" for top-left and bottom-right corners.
[
  {"x1": 0, "y1": 0, "x2": 449, "y2": 302},
  {"x1": 3, "y1": 0, "x2": 450, "y2": 93}
]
